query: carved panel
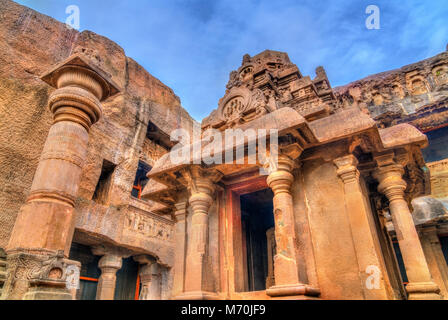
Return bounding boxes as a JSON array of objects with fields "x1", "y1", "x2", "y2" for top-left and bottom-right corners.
[{"x1": 125, "y1": 209, "x2": 174, "y2": 242}]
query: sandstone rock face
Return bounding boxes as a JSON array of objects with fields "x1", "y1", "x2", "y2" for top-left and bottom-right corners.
[
  {"x1": 0, "y1": 0, "x2": 197, "y2": 263},
  {"x1": 412, "y1": 196, "x2": 447, "y2": 226}
]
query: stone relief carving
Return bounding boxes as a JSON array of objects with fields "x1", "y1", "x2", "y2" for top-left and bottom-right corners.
[
  {"x1": 125, "y1": 210, "x2": 174, "y2": 242},
  {"x1": 204, "y1": 50, "x2": 339, "y2": 130}
]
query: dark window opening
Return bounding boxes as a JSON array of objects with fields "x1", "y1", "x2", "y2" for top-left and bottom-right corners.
[
  {"x1": 146, "y1": 120, "x2": 175, "y2": 151},
  {"x1": 114, "y1": 257, "x2": 139, "y2": 300},
  {"x1": 440, "y1": 236, "x2": 448, "y2": 265},
  {"x1": 240, "y1": 188, "x2": 275, "y2": 292},
  {"x1": 131, "y1": 161, "x2": 152, "y2": 199},
  {"x1": 93, "y1": 159, "x2": 116, "y2": 205},
  {"x1": 392, "y1": 242, "x2": 409, "y2": 285},
  {"x1": 69, "y1": 243, "x2": 101, "y2": 300},
  {"x1": 422, "y1": 126, "x2": 448, "y2": 163}
]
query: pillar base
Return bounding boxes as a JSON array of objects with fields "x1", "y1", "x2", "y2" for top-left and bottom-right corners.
[
  {"x1": 406, "y1": 282, "x2": 442, "y2": 300},
  {"x1": 23, "y1": 280, "x2": 72, "y2": 300},
  {"x1": 174, "y1": 291, "x2": 220, "y2": 300},
  {"x1": 266, "y1": 284, "x2": 320, "y2": 299}
]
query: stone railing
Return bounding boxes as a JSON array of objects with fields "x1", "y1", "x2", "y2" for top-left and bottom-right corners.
[{"x1": 75, "y1": 198, "x2": 175, "y2": 267}]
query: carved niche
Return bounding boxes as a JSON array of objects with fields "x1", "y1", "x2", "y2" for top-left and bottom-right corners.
[
  {"x1": 391, "y1": 83, "x2": 405, "y2": 99},
  {"x1": 433, "y1": 65, "x2": 448, "y2": 86},
  {"x1": 202, "y1": 87, "x2": 273, "y2": 131},
  {"x1": 406, "y1": 72, "x2": 428, "y2": 96}
]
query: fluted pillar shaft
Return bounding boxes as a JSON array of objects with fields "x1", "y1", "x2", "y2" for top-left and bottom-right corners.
[
  {"x1": 183, "y1": 177, "x2": 214, "y2": 297},
  {"x1": 96, "y1": 254, "x2": 122, "y2": 300},
  {"x1": 266, "y1": 154, "x2": 318, "y2": 298},
  {"x1": 375, "y1": 161, "x2": 441, "y2": 300},
  {"x1": 267, "y1": 155, "x2": 300, "y2": 285}
]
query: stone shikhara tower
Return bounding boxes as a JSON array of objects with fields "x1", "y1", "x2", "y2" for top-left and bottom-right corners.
[
  {"x1": 1, "y1": 0, "x2": 448, "y2": 301},
  {"x1": 142, "y1": 50, "x2": 443, "y2": 300}
]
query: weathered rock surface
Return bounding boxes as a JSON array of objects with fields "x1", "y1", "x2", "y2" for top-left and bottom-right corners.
[
  {"x1": 334, "y1": 49, "x2": 448, "y2": 132},
  {"x1": 412, "y1": 196, "x2": 448, "y2": 225}
]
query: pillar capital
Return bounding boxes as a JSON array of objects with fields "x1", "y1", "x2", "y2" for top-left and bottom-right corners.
[
  {"x1": 41, "y1": 54, "x2": 120, "y2": 130},
  {"x1": 98, "y1": 254, "x2": 122, "y2": 272},
  {"x1": 334, "y1": 154, "x2": 359, "y2": 184},
  {"x1": 183, "y1": 167, "x2": 220, "y2": 215},
  {"x1": 266, "y1": 154, "x2": 295, "y2": 195},
  {"x1": 374, "y1": 163, "x2": 407, "y2": 202}
]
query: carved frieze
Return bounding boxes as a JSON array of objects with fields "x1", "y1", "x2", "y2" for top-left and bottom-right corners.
[{"x1": 125, "y1": 209, "x2": 174, "y2": 242}]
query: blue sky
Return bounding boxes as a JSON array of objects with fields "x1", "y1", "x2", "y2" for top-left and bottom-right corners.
[{"x1": 15, "y1": 0, "x2": 448, "y2": 121}]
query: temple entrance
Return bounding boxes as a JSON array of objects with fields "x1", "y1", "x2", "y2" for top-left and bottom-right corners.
[{"x1": 240, "y1": 189, "x2": 275, "y2": 292}]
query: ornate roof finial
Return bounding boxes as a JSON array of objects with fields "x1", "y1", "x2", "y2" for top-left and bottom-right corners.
[{"x1": 242, "y1": 54, "x2": 251, "y2": 65}]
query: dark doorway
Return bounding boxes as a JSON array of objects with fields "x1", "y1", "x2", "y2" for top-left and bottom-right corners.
[
  {"x1": 69, "y1": 243, "x2": 101, "y2": 300},
  {"x1": 131, "y1": 161, "x2": 152, "y2": 199},
  {"x1": 240, "y1": 188, "x2": 275, "y2": 291},
  {"x1": 114, "y1": 257, "x2": 139, "y2": 300}
]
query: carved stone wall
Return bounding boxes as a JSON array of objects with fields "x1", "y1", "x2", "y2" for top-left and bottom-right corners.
[
  {"x1": 0, "y1": 0, "x2": 197, "y2": 252},
  {"x1": 334, "y1": 49, "x2": 448, "y2": 132}
]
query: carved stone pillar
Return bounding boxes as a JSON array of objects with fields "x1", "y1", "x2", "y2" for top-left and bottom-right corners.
[
  {"x1": 178, "y1": 167, "x2": 221, "y2": 300},
  {"x1": 374, "y1": 153, "x2": 441, "y2": 300},
  {"x1": 139, "y1": 262, "x2": 161, "y2": 300},
  {"x1": 334, "y1": 155, "x2": 393, "y2": 299},
  {"x1": 172, "y1": 201, "x2": 188, "y2": 297},
  {"x1": 419, "y1": 226, "x2": 448, "y2": 299},
  {"x1": 3, "y1": 55, "x2": 119, "y2": 300},
  {"x1": 265, "y1": 227, "x2": 276, "y2": 289},
  {"x1": 266, "y1": 154, "x2": 319, "y2": 298},
  {"x1": 96, "y1": 254, "x2": 122, "y2": 300}
]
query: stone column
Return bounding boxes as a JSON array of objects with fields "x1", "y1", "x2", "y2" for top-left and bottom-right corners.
[
  {"x1": 139, "y1": 263, "x2": 161, "y2": 300},
  {"x1": 96, "y1": 254, "x2": 122, "y2": 300},
  {"x1": 419, "y1": 226, "x2": 448, "y2": 299},
  {"x1": 178, "y1": 168, "x2": 221, "y2": 300},
  {"x1": 172, "y1": 201, "x2": 188, "y2": 297},
  {"x1": 3, "y1": 55, "x2": 119, "y2": 300},
  {"x1": 374, "y1": 154, "x2": 441, "y2": 300},
  {"x1": 134, "y1": 255, "x2": 161, "y2": 300},
  {"x1": 266, "y1": 154, "x2": 319, "y2": 298},
  {"x1": 334, "y1": 155, "x2": 393, "y2": 299}
]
